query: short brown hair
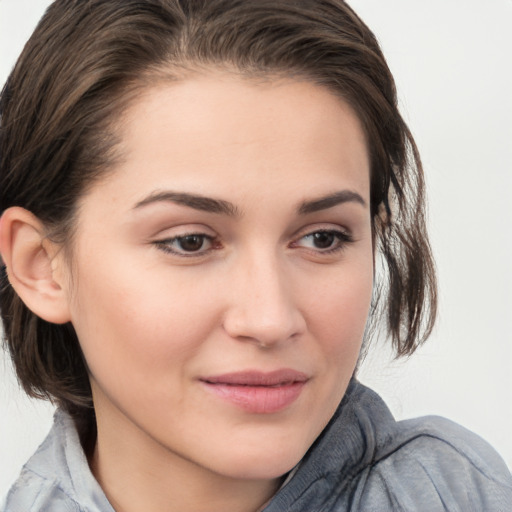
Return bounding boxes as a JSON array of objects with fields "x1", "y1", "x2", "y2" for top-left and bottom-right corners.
[{"x1": 0, "y1": 0, "x2": 436, "y2": 419}]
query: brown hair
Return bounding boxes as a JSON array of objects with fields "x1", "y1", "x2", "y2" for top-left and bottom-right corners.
[{"x1": 0, "y1": 0, "x2": 436, "y2": 420}]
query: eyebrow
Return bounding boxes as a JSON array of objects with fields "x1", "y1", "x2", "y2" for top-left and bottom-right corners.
[
  {"x1": 133, "y1": 191, "x2": 240, "y2": 217},
  {"x1": 297, "y1": 190, "x2": 366, "y2": 214},
  {"x1": 133, "y1": 189, "x2": 366, "y2": 217}
]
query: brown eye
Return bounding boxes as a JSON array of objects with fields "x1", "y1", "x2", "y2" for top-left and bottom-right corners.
[
  {"x1": 294, "y1": 229, "x2": 353, "y2": 254},
  {"x1": 178, "y1": 235, "x2": 207, "y2": 252},
  {"x1": 311, "y1": 232, "x2": 336, "y2": 249},
  {"x1": 155, "y1": 233, "x2": 216, "y2": 256}
]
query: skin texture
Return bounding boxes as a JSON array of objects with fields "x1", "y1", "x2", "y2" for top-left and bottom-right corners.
[{"x1": 1, "y1": 74, "x2": 374, "y2": 512}]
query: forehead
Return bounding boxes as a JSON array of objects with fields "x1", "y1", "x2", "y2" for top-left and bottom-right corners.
[{"x1": 80, "y1": 73, "x2": 370, "y2": 214}]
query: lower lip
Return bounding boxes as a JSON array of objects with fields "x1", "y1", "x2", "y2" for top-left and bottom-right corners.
[{"x1": 201, "y1": 381, "x2": 306, "y2": 414}]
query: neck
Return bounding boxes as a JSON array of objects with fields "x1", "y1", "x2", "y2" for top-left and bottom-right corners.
[{"x1": 89, "y1": 411, "x2": 283, "y2": 512}]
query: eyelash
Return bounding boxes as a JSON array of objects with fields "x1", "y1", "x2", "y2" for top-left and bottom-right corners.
[
  {"x1": 154, "y1": 233, "x2": 219, "y2": 257},
  {"x1": 154, "y1": 229, "x2": 354, "y2": 258},
  {"x1": 291, "y1": 229, "x2": 354, "y2": 254}
]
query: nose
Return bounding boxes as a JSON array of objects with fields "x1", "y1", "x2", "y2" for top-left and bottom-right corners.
[{"x1": 222, "y1": 252, "x2": 306, "y2": 348}]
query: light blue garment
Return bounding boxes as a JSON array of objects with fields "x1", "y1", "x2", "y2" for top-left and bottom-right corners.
[
  {"x1": 3, "y1": 381, "x2": 512, "y2": 511},
  {"x1": 2, "y1": 409, "x2": 113, "y2": 512}
]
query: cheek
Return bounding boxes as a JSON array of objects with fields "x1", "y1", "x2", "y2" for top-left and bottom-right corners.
[
  {"x1": 67, "y1": 256, "x2": 220, "y2": 395},
  {"x1": 305, "y1": 257, "x2": 373, "y2": 359}
]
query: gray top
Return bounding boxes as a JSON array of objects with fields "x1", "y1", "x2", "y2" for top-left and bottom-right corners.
[{"x1": 3, "y1": 381, "x2": 512, "y2": 511}]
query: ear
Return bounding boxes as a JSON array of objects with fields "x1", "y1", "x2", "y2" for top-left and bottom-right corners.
[{"x1": 0, "y1": 207, "x2": 71, "y2": 324}]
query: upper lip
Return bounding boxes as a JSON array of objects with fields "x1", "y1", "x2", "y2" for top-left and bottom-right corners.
[{"x1": 201, "y1": 369, "x2": 309, "y2": 386}]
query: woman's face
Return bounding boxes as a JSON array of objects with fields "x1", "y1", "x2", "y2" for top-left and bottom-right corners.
[{"x1": 63, "y1": 73, "x2": 373, "y2": 482}]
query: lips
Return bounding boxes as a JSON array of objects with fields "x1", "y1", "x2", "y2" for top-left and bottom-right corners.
[{"x1": 200, "y1": 369, "x2": 308, "y2": 414}]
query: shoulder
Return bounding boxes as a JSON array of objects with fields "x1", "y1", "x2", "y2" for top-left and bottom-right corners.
[
  {"x1": 266, "y1": 381, "x2": 512, "y2": 512},
  {"x1": 2, "y1": 409, "x2": 112, "y2": 512},
  {"x1": 355, "y1": 396, "x2": 512, "y2": 511},
  {"x1": 2, "y1": 467, "x2": 81, "y2": 512}
]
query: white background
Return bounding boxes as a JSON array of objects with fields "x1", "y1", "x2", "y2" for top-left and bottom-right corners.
[{"x1": 1, "y1": 0, "x2": 511, "y2": 498}]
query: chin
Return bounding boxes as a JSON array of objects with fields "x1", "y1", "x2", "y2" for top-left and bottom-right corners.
[{"x1": 212, "y1": 438, "x2": 310, "y2": 480}]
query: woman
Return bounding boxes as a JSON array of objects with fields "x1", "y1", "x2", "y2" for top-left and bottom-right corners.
[{"x1": 1, "y1": 1, "x2": 511, "y2": 511}]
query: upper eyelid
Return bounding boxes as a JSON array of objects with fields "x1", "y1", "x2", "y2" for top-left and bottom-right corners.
[
  {"x1": 160, "y1": 230, "x2": 214, "y2": 238},
  {"x1": 301, "y1": 228, "x2": 350, "y2": 237},
  {"x1": 150, "y1": 224, "x2": 216, "y2": 239},
  {"x1": 292, "y1": 223, "x2": 352, "y2": 240},
  {"x1": 156, "y1": 232, "x2": 217, "y2": 246},
  {"x1": 293, "y1": 228, "x2": 353, "y2": 244}
]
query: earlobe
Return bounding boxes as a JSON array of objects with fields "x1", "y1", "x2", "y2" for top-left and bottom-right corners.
[{"x1": 0, "y1": 207, "x2": 71, "y2": 324}]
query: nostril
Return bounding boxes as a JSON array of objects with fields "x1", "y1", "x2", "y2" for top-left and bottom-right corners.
[
  {"x1": 222, "y1": 263, "x2": 306, "y2": 345},
  {"x1": 223, "y1": 307, "x2": 305, "y2": 348}
]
